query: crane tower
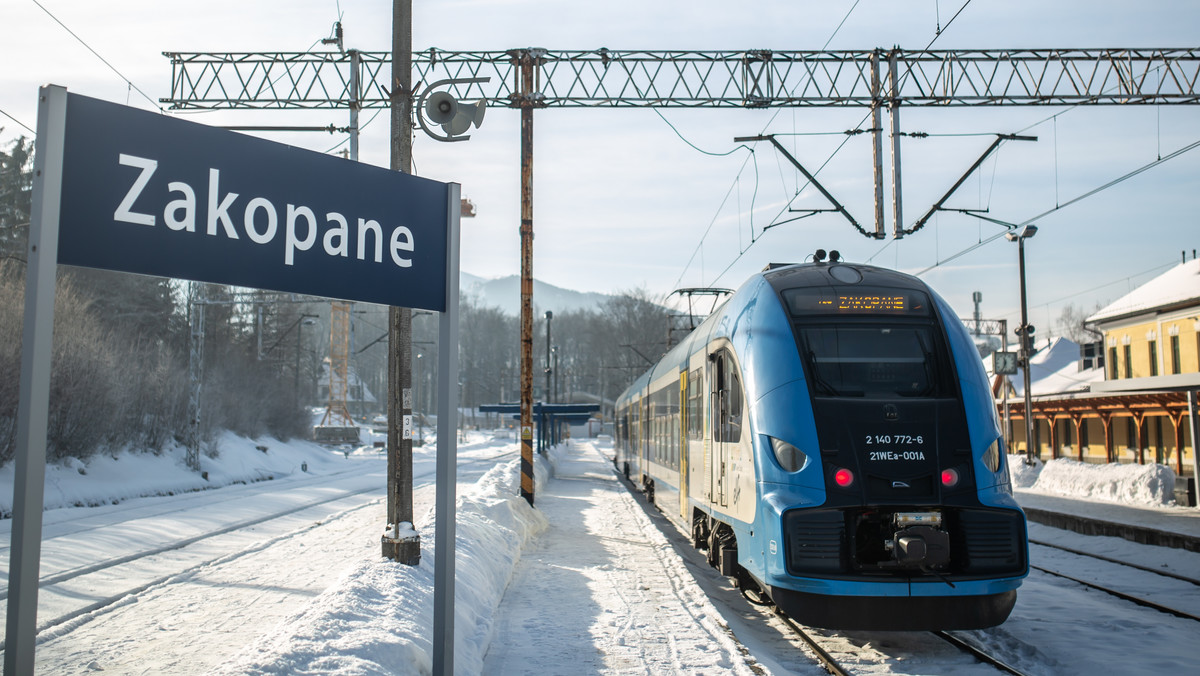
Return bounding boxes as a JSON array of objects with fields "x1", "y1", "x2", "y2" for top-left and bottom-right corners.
[{"x1": 314, "y1": 301, "x2": 360, "y2": 443}]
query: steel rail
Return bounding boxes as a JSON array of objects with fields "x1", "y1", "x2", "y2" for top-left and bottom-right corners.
[
  {"x1": 0, "y1": 482, "x2": 380, "y2": 601},
  {"x1": 1031, "y1": 564, "x2": 1200, "y2": 623},
  {"x1": 773, "y1": 611, "x2": 852, "y2": 676},
  {"x1": 0, "y1": 446, "x2": 522, "y2": 650},
  {"x1": 0, "y1": 495, "x2": 384, "y2": 652},
  {"x1": 933, "y1": 631, "x2": 1032, "y2": 676},
  {"x1": 1029, "y1": 538, "x2": 1200, "y2": 586}
]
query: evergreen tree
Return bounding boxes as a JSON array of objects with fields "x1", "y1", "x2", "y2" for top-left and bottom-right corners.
[{"x1": 0, "y1": 135, "x2": 33, "y2": 264}]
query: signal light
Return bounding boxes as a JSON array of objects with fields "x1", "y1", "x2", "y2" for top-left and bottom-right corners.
[
  {"x1": 834, "y1": 468, "x2": 855, "y2": 488},
  {"x1": 941, "y1": 468, "x2": 960, "y2": 488}
]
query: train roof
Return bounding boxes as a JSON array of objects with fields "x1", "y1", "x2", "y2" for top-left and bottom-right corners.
[{"x1": 761, "y1": 261, "x2": 928, "y2": 295}]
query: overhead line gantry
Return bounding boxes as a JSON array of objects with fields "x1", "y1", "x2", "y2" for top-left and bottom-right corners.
[{"x1": 165, "y1": 48, "x2": 1200, "y2": 109}]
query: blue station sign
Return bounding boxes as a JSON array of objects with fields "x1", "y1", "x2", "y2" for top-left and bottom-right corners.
[{"x1": 56, "y1": 93, "x2": 452, "y2": 311}]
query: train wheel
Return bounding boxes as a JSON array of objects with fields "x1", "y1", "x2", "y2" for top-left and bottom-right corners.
[{"x1": 738, "y1": 572, "x2": 773, "y2": 607}]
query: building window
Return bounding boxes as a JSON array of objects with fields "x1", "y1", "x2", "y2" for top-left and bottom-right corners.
[
  {"x1": 1123, "y1": 344, "x2": 1132, "y2": 379},
  {"x1": 1172, "y1": 335, "x2": 1182, "y2": 375},
  {"x1": 1108, "y1": 347, "x2": 1119, "y2": 379},
  {"x1": 1149, "y1": 340, "x2": 1158, "y2": 377}
]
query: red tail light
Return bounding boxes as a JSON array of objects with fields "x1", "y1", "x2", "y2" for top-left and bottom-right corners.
[
  {"x1": 834, "y1": 468, "x2": 855, "y2": 488},
  {"x1": 941, "y1": 468, "x2": 960, "y2": 487}
]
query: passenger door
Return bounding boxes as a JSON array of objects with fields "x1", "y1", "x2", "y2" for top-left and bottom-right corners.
[{"x1": 710, "y1": 349, "x2": 741, "y2": 508}]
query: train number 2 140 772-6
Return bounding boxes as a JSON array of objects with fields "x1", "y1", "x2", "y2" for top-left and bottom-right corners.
[{"x1": 864, "y1": 434, "x2": 924, "y2": 445}]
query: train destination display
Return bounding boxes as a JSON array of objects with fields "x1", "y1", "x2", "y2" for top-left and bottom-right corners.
[{"x1": 784, "y1": 286, "x2": 931, "y2": 316}]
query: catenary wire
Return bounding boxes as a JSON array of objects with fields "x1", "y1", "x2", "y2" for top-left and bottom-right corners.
[
  {"x1": 694, "y1": 0, "x2": 980, "y2": 288},
  {"x1": 30, "y1": 0, "x2": 160, "y2": 112},
  {"x1": 0, "y1": 107, "x2": 35, "y2": 136},
  {"x1": 672, "y1": 0, "x2": 865, "y2": 289},
  {"x1": 707, "y1": 109, "x2": 873, "y2": 287},
  {"x1": 914, "y1": 137, "x2": 1200, "y2": 276}
]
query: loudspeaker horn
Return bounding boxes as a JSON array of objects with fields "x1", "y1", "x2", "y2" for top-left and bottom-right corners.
[
  {"x1": 425, "y1": 91, "x2": 458, "y2": 125},
  {"x1": 444, "y1": 100, "x2": 487, "y2": 136}
]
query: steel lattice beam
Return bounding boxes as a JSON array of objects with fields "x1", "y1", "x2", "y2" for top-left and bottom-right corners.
[{"x1": 163, "y1": 47, "x2": 1200, "y2": 110}]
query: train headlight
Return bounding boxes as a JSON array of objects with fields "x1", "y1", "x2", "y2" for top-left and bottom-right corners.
[{"x1": 769, "y1": 437, "x2": 808, "y2": 472}]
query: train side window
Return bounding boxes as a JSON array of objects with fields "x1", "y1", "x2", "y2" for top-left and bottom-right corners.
[
  {"x1": 687, "y1": 369, "x2": 703, "y2": 440},
  {"x1": 713, "y1": 349, "x2": 743, "y2": 443}
]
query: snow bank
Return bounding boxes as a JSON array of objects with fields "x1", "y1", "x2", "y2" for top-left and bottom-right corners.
[
  {"x1": 1006, "y1": 453, "x2": 1043, "y2": 489},
  {"x1": 0, "y1": 431, "x2": 348, "y2": 516},
  {"x1": 211, "y1": 453, "x2": 550, "y2": 675},
  {"x1": 1009, "y1": 454, "x2": 1178, "y2": 507}
]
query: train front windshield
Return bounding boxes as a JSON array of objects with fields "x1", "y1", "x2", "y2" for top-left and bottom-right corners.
[
  {"x1": 782, "y1": 286, "x2": 952, "y2": 399},
  {"x1": 800, "y1": 326, "x2": 945, "y2": 398}
]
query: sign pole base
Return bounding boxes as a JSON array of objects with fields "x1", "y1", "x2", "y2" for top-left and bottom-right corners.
[{"x1": 381, "y1": 535, "x2": 421, "y2": 564}]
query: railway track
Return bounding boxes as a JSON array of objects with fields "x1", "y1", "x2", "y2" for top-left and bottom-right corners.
[
  {"x1": 1029, "y1": 537, "x2": 1200, "y2": 586},
  {"x1": 0, "y1": 500, "x2": 383, "y2": 650},
  {"x1": 614, "y1": 463, "x2": 1048, "y2": 675},
  {"x1": 0, "y1": 482, "x2": 381, "y2": 602},
  {"x1": 5, "y1": 446, "x2": 518, "y2": 600},
  {"x1": 774, "y1": 609, "x2": 1034, "y2": 676},
  {"x1": 1029, "y1": 539, "x2": 1200, "y2": 623},
  {"x1": 1, "y1": 445, "x2": 522, "y2": 649}
]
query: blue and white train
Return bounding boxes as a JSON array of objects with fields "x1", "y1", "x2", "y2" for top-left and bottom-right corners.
[{"x1": 614, "y1": 253, "x2": 1028, "y2": 630}]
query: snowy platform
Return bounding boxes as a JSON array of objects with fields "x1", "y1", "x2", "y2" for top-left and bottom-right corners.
[
  {"x1": 484, "y1": 440, "x2": 758, "y2": 674},
  {"x1": 1016, "y1": 490, "x2": 1200, "y2": 552}
]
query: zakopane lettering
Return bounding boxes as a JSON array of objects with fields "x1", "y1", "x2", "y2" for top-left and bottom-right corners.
[{"x1": 112, "y1": 153, "x2": 416, "y2": 268}]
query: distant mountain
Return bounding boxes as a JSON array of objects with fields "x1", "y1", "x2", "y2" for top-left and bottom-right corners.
[{"x1": 460, "y1": 272, "x2": 615, "y2": 316}]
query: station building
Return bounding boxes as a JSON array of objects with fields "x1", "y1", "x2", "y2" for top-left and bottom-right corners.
[{"x1": 992, "y1": 257, "x2": 1200, "y2": 483}]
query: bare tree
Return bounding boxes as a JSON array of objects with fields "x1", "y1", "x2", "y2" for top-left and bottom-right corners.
[{"x1": 1055, "y1": 302, "x2": 1104, "y2": 344}]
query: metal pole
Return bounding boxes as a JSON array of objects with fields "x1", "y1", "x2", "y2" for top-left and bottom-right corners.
[
  {"x1": 1000, "y1": 319, "x2": 1011, "y2": 453},
  {"x1": 350, "y1": 49, "x2": 361, "y2": 162},
  {"x1": 294, "y1": 319, "x2": 302, "y2": 410},
  {"x1": 1018, "y1": 238, "x2": 1036, "y2": 465},
  {"x1": 519, "y1": 49, "x2": 536, "y2": 505},
  {"x1": 888, "y1": 49, "x2": 904, "y2": 239},
  {"x1": 1188, "y1": 390, "x2": 1199, "y2": 507},
  {"x1": 433, "y1": 183, "x2": 462, "y2": 676},
  {"x1": 186, "y1": 283, "x2": 205, "y2": 471},
  {"x1": 5, "y1": 83, "x2": 66, "y2": 676},
  {"x1": 545, "y1": 310, "x2": 553, "y2": 404},
  {"x1": 870, "y1": 49, "x2": 884, "y2": 238},
  {"x1": 383, "y1": 0, "x2": 419, "y2": 564}
]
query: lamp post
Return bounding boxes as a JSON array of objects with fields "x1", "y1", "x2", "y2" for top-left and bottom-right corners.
[
  {"x1": 293, "y1": 315, "x2": 319, "y2": 412},
  {"x1": 544, "y1": 311, "x2": 553, "y2": 403},
  {"x1": 1006, "y1": 224, "x2": 1038, "y2": 466}
]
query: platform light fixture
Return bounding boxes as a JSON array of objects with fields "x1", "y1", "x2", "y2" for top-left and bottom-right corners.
[{"x1": 1006, "y1": 224, "x2": 1038, "y2": 466}]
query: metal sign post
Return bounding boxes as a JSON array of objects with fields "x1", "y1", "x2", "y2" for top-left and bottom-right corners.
[
  {"x1": 4, "y1": 86, "x2": 460, "y2": 674},
  {"x1": 5, "y1": 84, "x2": 66, "y2": 676},
  {"x1": 432, "y1": 183, "x2": 460, "y2": 675}
]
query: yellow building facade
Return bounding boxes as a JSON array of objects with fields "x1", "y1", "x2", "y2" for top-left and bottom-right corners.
[
  {"x1": 1104, "y1": 312, "x2": 1200, "y2": 380},
  {"x1": 999, "y1": 258, "x2": 1200, "y2": 478}
]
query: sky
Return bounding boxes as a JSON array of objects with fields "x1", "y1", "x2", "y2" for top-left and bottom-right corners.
[{"x1": 3, "y1": 0, "x2": 1199, "y2": 338}]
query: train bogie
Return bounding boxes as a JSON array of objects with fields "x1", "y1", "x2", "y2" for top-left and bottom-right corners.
[{"x1": 614, "y1": 256, "x2": 1028, "y2": 631}]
